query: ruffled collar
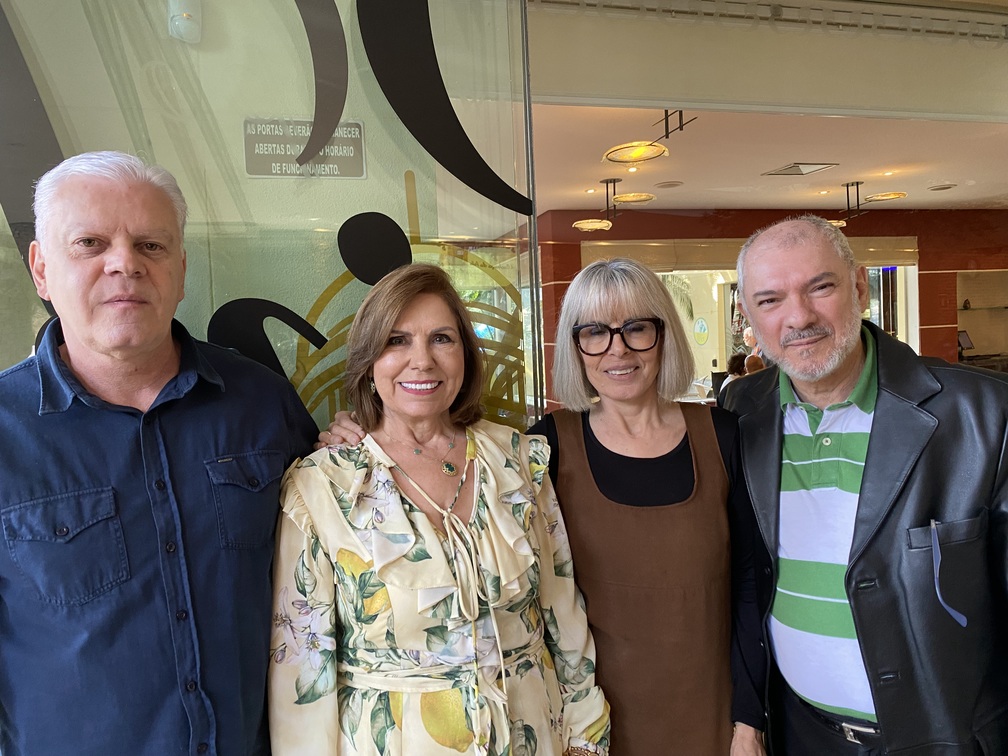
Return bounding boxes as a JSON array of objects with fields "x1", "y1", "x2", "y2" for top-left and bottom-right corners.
[{"x1": 311, "y1": 420, "x2": 542, "y2": 620}]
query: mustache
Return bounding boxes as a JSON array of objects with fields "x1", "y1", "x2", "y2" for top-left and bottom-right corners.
[{"x1": 780, "y1": 325, "x2": 832, "y2": 347}]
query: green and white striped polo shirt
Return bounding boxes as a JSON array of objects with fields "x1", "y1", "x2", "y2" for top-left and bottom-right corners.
[{"x1": 771, "y1": 327, "x2": 878, "y2": 721}]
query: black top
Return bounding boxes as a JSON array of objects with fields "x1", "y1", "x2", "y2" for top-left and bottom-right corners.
[{"x1": 528, "y1": 405, "x2": 743, "y2": 507}]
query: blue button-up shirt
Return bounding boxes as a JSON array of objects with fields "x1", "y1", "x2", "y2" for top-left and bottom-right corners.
[{"x1": 0, "y1": 320, "x2": 318, "y2": 756}]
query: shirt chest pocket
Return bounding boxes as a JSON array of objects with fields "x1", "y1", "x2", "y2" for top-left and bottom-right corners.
[
  {"x1": 2, "y1": 488, "x2": 129, "y2": 606},
  {"x1": 205, "y1": 450, "x2": 285, "y2": 549}
]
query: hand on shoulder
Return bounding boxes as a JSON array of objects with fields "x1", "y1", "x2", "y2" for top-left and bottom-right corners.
[{"x1": 316, "y1": 410, "x2": 365, "y2": 450}]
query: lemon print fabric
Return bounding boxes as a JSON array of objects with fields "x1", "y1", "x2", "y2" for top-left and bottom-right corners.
[
  {"x1": 420, "y1": 689, "x2": 474, "y2": 752},
  {"x1": 335, "y1": 548, "x2": 391, "y2": 620},
  {"x1": 371, "y1": 688, "x2": 476, "y2": 753},
  {"x1": 268, "y1": 420, "x2": 611, "y2": 756},
  {"x1": 389, "y1": 691, "x2": 403, "y2": 730}
]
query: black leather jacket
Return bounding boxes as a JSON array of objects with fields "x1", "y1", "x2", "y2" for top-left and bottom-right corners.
[{"x1": 723, "y1": 322, "x2": 1008, "y2": 755}]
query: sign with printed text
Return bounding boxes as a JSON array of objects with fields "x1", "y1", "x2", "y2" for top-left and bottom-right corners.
[{"x1": 244, "y1": 118, "x2": 365, "y2": 178}]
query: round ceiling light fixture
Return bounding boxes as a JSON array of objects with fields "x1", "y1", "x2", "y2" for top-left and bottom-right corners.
[
  {"x1": 928, "y1": 183, "x2": 958, "y2": 191},
  {"x1": 612, "y1": 192, "x2": 656, "y2": 205},
  {"x1": 654, "y1": 180, "x2": 684, "y2": 189},
  {"x1": 865, "y1": 191, "x2": 908, "y2": 202},
  {"x1": 603, "y1": 141, "x2": 668, "y2": 164},
  {"x1": 572, "y1": 218, "x2": 613, "y2": 232}
]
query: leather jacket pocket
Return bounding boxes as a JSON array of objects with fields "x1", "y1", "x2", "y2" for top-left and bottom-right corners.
[
  {"x1": 907, "y1": 511, "x2": 987, "y2": 627},
  {"x1": 907, "y1": 511, "x2": 987, "y2": 550},
  {"x1": 205, "y1": 450, "x2": 284, "y2": 549},
  {"x1": 2, "y1": 488, "x2": 129, "y2": 605}
]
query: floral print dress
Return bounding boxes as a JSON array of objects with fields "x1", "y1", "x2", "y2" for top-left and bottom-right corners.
[{"x1": 268, "y1": 419, "x2": 610, "y2": 756}]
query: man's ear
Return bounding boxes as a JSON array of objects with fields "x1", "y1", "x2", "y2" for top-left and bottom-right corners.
[
  {"x1": 179, "y1": 247, "x2": 187, "y2": 302},
  {"x1": 737, "y1": 297, "x2": 749, "y2": 323},
  {"x1": 854, "y1": 266, "x2": 870, "y2": 312},
  {"x1": 28, "y1": 241, "x2": 51, "y2": 301}
]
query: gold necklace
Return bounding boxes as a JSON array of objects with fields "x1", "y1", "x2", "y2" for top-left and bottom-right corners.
[{"x1": 383, "y1": 427, "x2": 459, "y2": 476}]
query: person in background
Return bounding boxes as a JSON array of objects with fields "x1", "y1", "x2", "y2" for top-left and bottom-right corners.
[
  {"x1": 269, "y1": 263, "x2": 609, "y2": 756},
  {"x1": 718, "y1": 352, "x2": 749, "y2": 404},
  {"x1": 320, "y1": 257, "x2": 765, "y2": 755},
  {"x1": 744, "y1": 353, "x2": 766, "y2": 374},
  {"x1": 723, "y1": 214, "x2": 1008, "y2": 754},
  {"x1": 743, "y1": 326, "x2": 761, "y2": 357},
  {"x1": 0, "y1": 151, "x2": 317, "y2": 755},
  {"x1": 723, "y1": 352, "x2": 748, "y2": 389}
]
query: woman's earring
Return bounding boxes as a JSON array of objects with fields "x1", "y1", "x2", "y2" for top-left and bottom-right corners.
[{"x1": 369, "y1": 379, "x2": 376, "y2": 393}]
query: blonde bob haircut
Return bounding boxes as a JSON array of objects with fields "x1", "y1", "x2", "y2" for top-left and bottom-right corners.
[
  {"x1": 344, "y1": 263, "x2": 485, "y2": 431},
  {"x1": 553, "y1": 258, "x2": 695, "y2": 411}
]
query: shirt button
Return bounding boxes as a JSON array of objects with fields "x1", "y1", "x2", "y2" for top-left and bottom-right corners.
[
  {"x1": 176, "y1": 609, "x2": 188, "y2": 621},
  {"x1": 54, "y1": 525, "x2": 70, "y2": 537},
  {"x1": 248, "y1": 477, "x2": 260, "y2": 488},
  {"x1": 155, "y1": 479, "x2": 166, "y2": 490},
  {"x1": 822, "y1": 437, "x2": 832, "y2": 446},
  {"x1": 197, "y1": 744, "x2": 209, "y2": 754},
  {"x1": 186, "y1": 680, "x2": 197, "y2": 692},
  {"x1": 166, "y1": 541, "x2": 177, "y2": 553}
]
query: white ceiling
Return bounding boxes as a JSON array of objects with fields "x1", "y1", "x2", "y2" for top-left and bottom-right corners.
[{"x1": 531, "y1": 104, "x2": 1008, "y2": 216}]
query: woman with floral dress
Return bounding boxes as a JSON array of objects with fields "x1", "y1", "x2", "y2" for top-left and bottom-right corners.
[{"x1": 268, "y1": 263, "x2": 609, "y2": 756}]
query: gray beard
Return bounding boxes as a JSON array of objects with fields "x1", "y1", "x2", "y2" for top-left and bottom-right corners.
[{"x1": 758, "y1": 305, "x2": 863, "y2": 384}]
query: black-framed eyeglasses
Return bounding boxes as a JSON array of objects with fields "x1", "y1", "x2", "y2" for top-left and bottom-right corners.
[{"x1": 572, "y1": 318, "x2": 664, "y2": 356}]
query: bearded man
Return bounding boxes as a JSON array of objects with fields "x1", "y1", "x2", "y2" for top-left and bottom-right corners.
[{"x1": 723, "y1": 215, "x2": 1008, "y2": 755}]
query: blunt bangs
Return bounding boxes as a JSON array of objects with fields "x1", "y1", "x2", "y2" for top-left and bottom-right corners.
[{"x1": 553, "y1": 258, "x2": 696, "y2": 410}]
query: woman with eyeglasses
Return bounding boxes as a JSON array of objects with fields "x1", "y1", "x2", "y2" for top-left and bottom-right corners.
[{"x1": 525, "y1": 258, "x2": 764, "y2": 756}]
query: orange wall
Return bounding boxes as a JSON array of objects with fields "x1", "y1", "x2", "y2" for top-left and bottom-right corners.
[{"x1": 537, "y1": 208, "x2": 1008, "y2": 400}]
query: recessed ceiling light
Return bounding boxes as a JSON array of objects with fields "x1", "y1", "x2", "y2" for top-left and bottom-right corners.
[
  {"x1": 572, "y1": 218, "x2": 613, "y2": 232},
  {"x1": 585, "y1": 188, "x2": 596, "y2": 194},
  {"x1": 612, "y1": 192, "x2": 656, "y2": 205},
  {"x1": 928, "y1": 183, "x2": 958, "y2": 191},
  {"x1": 603, "y1": 141, "x2": 668, "y2": 164},
  {"x1": 884, "y1": 171, "x2": 894, "y2": 176},
  {"x1": 627, "y1": 166, "x2": 638, "y2": 173},
  {"x1": 819, "y1": 190, "x2": 830, "y2": 195},
  {"x1": 654, "y1": 180, "x2": 683, "y2": 189},
  {"x1": 865, "y1": 191, "x2": 908, "y2": 202}
]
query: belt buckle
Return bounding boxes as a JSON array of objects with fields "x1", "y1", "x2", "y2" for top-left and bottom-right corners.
[{"x1": 841, "y1": 722, "x2": 875, "y2": 744}]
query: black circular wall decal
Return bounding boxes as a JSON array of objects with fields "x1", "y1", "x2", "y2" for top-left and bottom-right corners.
[{"x1": 337, "y1": 212, "x2": 412, "y2": 285}]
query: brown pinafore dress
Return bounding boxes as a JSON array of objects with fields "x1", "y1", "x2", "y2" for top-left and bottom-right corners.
[{"x1": 553, "y1": 404, "x2": 732, "y2": 755}]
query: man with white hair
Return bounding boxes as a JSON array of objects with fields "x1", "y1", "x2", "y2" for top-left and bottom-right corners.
[
  {"x1": 723, "y1": 215, "x2": 1008, "y2": 754},
  {"x1": 0, "y1": 151, "x2": 317, "y2": 755}
]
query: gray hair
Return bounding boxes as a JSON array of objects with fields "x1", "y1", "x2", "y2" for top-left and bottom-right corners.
[
  {"x1": 33, "y1": 151, "x2": 188, "y2": 245},
  {"x1": 553, "y1": 258, "x2": 695, "y2": 411},
  {"x1": 736, "y1": 214, "x2": 855, "y2": 295}
]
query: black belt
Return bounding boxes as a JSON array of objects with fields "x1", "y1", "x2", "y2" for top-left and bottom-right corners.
[{"x1": 798, "y1": 697, "x2": 882, "y2": 746}]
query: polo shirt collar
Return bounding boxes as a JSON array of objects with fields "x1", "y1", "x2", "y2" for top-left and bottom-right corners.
[
  {"x1": 37, "y1": 319, "x2": 224, "y2": 415},
  {"x1": 778, "y1": 324, "x2": 878, "y2": 413}
]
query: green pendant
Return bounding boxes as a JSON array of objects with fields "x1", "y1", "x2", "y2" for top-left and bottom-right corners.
[{"x1": 442, "y1": 461, "x2": 458, "y2": 476}]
